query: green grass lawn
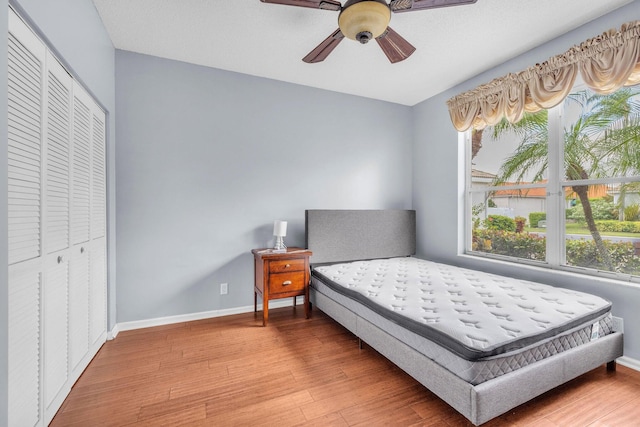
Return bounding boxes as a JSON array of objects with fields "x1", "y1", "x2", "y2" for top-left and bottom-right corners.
[{"x1": 526, "y1": 223, "x2": 640, "y2": 238}]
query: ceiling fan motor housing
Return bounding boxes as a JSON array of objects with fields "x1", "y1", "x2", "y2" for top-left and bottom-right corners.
[{"x1": 338, "y1": 0, "x2": 391, "y2": 44}]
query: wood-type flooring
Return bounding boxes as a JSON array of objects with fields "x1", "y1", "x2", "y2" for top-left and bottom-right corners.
[{"x1": 51, "y1": 306, "x2": 640, "y2": 426}]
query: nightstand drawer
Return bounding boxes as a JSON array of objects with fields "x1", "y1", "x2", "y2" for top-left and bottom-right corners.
[
  {"x1": 268, "y1": 271, "x2": 306, "y2": 294},
  {"x1": 269, "y1": 258, "x2": 305, "y2": 273}
]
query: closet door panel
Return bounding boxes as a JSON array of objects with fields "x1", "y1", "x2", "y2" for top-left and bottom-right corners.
[
  {"x1": 7, "y1": 13, "x2": 44, "y2": 266},
  {"x1": 41, "y1": 53, "x2": 73, "y2": 417},
  {"x1": 8, "y1": 266, "x2": 41, "y2": 427},
  {"x1": 8, "y1": 10, "x2": 45, "y2": 427},
  {"x1": 90, "y1": 238, "x2": 107, "y2": 346},
  {"x1": 43, "y1": 255, "x2": 69, "y2": 409},
  {"x1": 89, "y1": 106, "x2": 107, "y2": 348},
  {"x1": 71, "y1": 84, "x2": 92, "y2": 246},
  {"x1": 69, "y1": 82, "x2": 93, "y2": 374},
  {"x1": 44, "y1": 53, "x2": 71, "y2": 254},
  {"x1": 91, "y1": 108, "x2": 106, "y2": 240},
  {"x1": 68, "y1": 247, "x2": 89, "y2": 372}
]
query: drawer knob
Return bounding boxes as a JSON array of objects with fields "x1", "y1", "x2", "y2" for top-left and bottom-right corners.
[
  {"x1": 57, "y1": 255, "x2": 63, "y2": 264},
  {"x1": 285, "y1": 264, "x2": 291, "y2": 268},
  {"x1": 282, "y1": 280, "x2": 292, "y2": 286}
]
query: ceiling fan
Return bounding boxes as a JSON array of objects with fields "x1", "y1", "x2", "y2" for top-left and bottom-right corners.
[{"x1": 260, "y1": 0, "x2": 477, "y2": 63}]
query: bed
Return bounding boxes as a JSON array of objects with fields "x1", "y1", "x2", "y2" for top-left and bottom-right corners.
[{"x1": 305, "y1": 209, "x2": 624, "y2": 426}]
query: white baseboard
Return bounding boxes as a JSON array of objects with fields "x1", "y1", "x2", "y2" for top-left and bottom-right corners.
[
  {"x1": 618, "y1": 355, "x2": 640, "y2": 372},
  {"x1": 107, "y1": 323, "x2": 120, "y2": 340},
  {"x1": 114, "y1": 297, "x2": 305, "y2": 334}
]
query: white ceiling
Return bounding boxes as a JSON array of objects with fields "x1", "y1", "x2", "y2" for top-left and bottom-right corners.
[{"x1": 92, "y1": 0, "x2": 632, "y2": 106}]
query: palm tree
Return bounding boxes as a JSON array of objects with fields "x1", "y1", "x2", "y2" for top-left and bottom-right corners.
[
  {"x1": 472, "y1": 128, "x2": 484, "y2": 159},
  {"x1": 488, "y1": 88, "x2": 640, "y2": 271}
]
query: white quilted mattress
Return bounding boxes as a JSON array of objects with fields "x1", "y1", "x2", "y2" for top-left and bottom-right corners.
[{"x1": 312, "y1": 257, "x2": 614, "y2": 384}]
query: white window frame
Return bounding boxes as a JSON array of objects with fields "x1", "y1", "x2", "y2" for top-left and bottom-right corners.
[{"x1": 464, "y1": 96, "x2": 640, "y2": 285}]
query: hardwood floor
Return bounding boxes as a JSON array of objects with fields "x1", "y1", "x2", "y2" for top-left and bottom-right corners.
[{"x1": 51, "y1": 307, "x2": 640, "y2": 426}]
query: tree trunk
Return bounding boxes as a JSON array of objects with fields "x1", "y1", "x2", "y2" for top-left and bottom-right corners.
[
  {"x1": 472, "y1": 128, "x2": 484, "y2": 159},
  {"x1": 572, "y1": 184, "x2": 614, "y2": 271}
]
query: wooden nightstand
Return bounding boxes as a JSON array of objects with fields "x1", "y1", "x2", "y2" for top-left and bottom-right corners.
[{"x1": 252, "y1": 248, "x2": 312, "y2": 326}]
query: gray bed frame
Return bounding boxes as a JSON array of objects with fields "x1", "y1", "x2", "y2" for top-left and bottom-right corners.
[{"x1": 305, "y1": 209, "x2": 624, "y2": 426}]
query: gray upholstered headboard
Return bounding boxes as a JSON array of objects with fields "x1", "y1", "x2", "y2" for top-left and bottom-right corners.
[{"x1": 305, "y1": 210, "x2": 416, "y2": 265}]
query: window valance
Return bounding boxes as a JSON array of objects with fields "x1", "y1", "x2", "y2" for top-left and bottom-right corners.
[{"x1": 447, "y1": 20, "x2": 640, "y2": 132}]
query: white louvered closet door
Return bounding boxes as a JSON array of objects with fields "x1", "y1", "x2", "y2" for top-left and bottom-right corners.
[
  {"x1": 42, "y1": 51, "x2": 72, "y2": 417},
  {"x1": 8, "y1": 7, "x2": 108, "y2": 427},
  {"x1": 68, "y1": 82, "x2": 91, "y2": 376},
  {"x1": 89, "y1": 105, "x2": 107, "y2": 347},
  {"x1": 71, "y1": 84, "x2": 91, "y2": 247},
  {"x1": 7, "y1": 9, "x2": 45, "y2": 427},
  {"x1": 7, "y1": 8, "x2": 43, "y2": 267}
]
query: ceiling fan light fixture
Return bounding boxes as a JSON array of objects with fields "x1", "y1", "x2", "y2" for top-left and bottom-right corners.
[{"x1": 338, "y1": 0, "x2": 391, "y2": 44}]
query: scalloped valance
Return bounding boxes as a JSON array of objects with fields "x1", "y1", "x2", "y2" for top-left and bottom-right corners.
[{"x1": 447, "y1": 21, "x2": 640, "y2": 132}]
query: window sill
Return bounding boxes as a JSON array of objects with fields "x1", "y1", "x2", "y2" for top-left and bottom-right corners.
[{"x1": 457, "y1": 252, "x2": 640, "y2": 291}]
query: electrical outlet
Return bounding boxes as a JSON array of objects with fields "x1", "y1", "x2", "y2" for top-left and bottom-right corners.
[
  {"x1": 612, "y1": 316, "x2": 624, "y2": 333},
  {"x1": 220, "y1": 283, "x2": 228, "y2": 295}
]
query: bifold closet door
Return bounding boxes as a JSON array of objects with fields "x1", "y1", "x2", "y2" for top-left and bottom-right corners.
[
  {"x1": 42, "y1": 50, "x2": 73, "y2": 417},
  {"x1": 7, "y1": 7, "x2": 108, "y2": 426},
  {"x1": 68, "y1": 82, "x2": 91, "y2": 375},
  {"x1": 89, "y1": 104, "x2": 107, "y2": 347},
  {"x1": 8, "y1": 10, "x2": 46, "y2": 426}
]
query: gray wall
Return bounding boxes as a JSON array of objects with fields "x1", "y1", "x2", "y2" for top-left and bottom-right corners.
[
  {"x1": 115, "y1": 51, "x2": 413, "y2": 322},
  {"x1": 413, "y1": 1, "x2": 640, "y2": 360},
  {"x1": 0, "y1": 1, "x2": 115, "y2": 423}
]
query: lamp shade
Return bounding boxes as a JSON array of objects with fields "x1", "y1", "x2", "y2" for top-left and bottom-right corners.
[
  {"x1": 338, "y1": 0, "x2": 391, "y2": 44},
  {"x1": 273, "y1": 220, "x2": 287, "y2": 237}
]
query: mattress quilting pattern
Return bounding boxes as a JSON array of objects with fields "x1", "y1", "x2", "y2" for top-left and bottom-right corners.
[{"x1": 312, "y1": 257, "x2": 612, "y2": 360}]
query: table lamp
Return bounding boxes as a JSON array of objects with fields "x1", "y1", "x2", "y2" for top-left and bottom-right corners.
[{"x1": 273, "y1": 220, "x2": 287, "y2": 253}]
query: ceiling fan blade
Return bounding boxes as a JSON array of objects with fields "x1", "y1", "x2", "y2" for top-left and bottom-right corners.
[
  {"x1": 260, "y1": 0, "x2": 342, "y2": 11},
  {"x1": 303, "y1": 29, "x2": 345, "y2": 63},
  {"x1": 375, "y1": 27, "x2": 416, "y2": 63},
  {"x1": 390, "y1": 0, "x2": 477, "y2": 13}
]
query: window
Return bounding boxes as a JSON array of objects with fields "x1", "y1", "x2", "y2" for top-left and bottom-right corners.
[{"x1": 466, "y1": 83, "x2": 640, "y2": 282}]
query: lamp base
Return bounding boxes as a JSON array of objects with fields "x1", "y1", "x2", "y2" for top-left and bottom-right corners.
[{"x1": 273, "y1": 236, "x2": 287, "y2": 253}]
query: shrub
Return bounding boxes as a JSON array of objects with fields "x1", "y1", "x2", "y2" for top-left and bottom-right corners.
[
  {"x1": 566, "y1": 205, "x2": 581, "y2": 221},
  {"x1": 590, "y1": 198, "x2": 618, "y2": 220},
  {"x1": 624, "y1": 204, "x2": 640, "y2": 222},
  {"x1": 473, "y1": 229, "x2": 545, "y2": 260},
  {"x1": 472, "y1": 229, "x2": 640, "y2": 275},
  {"x1": 566, "y1": 239, "x2": 640, "y2": 274},
  {"x1": 566, "y1": 198, "x2": 617, "y2": 222},
  {"x1": 483, "y1": 215, "x2": 516, "y2": 232},
  {"x1": 595, "y1": 220, "x2": 640, "y2": 233},
  {"x1": 529, "y1": 212, "x2": 546, "y2": 228},
  {"x1": 471, "y1": 203, "x2": 485, "y2": 230},
  {"x1": 515, "y1": 216, "x2": 526, "y2": 233}
]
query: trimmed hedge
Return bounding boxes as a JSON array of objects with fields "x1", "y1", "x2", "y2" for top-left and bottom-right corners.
[
  {"x1": 472, "y1": 229, "x2": 640, "y2": 275},
  {"x1": 565, "y1": 239, "x2": 640, "y2": 274},
  {"x1": 595, "y1": 220, "x2": 640, "y2": 233},
  {"x1": 529, "y1": 212, "x2": 546, "y2": 228}
]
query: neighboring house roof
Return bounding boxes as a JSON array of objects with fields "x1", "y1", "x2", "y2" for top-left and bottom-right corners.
[
  {"x1": 471, "y1": 169, "x2": 497, "y2": 180},
  {"x1": 493, "y1": 186, "x2": 547, "y2": 198},
  {"x1": 566, "y1": 184, "x2": 609, "y2": 199},
  {"x1": 492, "y1": 180, "x2": 609, "y2": 199}
]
